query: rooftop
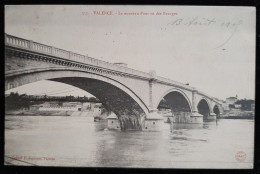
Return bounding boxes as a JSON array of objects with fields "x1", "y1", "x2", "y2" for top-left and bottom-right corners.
[{"x1": 107, "y1": 114, "x2": 118, "y2": 119}]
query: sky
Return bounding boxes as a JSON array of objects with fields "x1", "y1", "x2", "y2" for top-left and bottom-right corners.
[{"x1": 5, "y1": 5, "x2": 256, "y2": 100}]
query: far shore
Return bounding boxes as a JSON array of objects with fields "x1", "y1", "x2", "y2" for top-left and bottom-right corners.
[
  {"x1": 218, "y1": 116, "x2": 254, "y2": 119},
  {"x1": 5, "y1": 110, "x2": 110, "y2": 120},
  {"x1": 6, "y1": 110, "x2": 80, "y2": 116},
  {"x1": 219, "y1": 110, "x2": 254, "y2": 119},
  {"x1": 6, "y1": 110, "x2": 254, "y2": 120}
]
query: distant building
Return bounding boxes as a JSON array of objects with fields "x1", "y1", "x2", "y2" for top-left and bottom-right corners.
[
  {"x1": 43, "y1": 101, "x2": 60, "y2": 108},
  {"x1": 82, "y1": 102, "x2": 99, "y2": 111},
  {"x1": 39, "y1": 102, "x2": 81, "y2": 111},
  {"x1": 62, "y1": 102, "x2": 80, "y2": 107},
  {"x1": 29, "y1": 101, "x2": 104, "y2": 112},
  {"x1": 29, "y1": 104, "x2": 42, "y2": 111},
  {"x1": 226, "y1": 96, "x2": 238, "y2": 105},
  {"x1": 82, "y1": 102, "x2": 91, "y2": 111},
  {"x1": 222, "y1": 102, "x2": 230, "y2": 111}
]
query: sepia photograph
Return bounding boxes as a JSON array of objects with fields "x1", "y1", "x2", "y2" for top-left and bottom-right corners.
[{"x1": 4, "y1": 5, "x2": 255, "y2": 169}]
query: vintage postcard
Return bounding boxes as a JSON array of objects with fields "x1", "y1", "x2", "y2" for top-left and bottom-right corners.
[{"x1": 4, "y1": 5, "x2": 255, "y2": 169}]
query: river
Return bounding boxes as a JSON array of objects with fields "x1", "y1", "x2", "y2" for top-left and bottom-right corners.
[{"x1": 4, "y1": 116, "x2": 254, "y2": 169}]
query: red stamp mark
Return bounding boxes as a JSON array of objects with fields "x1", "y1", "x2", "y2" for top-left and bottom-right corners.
[{"x1": 235, "y1": 151, "x2": 246, "y2": 162}]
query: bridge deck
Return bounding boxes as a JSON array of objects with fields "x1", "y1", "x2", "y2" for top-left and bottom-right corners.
[{"x1": 5, "y1": 33, "x2": 221, "y2": 105}]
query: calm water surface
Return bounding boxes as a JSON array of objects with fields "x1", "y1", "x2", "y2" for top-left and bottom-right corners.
[{"x1": 5, "y1": 116, "x2": 254, "y2": 168}]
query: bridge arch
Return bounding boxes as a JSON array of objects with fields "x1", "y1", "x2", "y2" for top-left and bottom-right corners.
[
  {"x1": 5, "y1": 67, "x2": 149, "y2": 130},
  {"x1": 197, "y1": 98, "x2": 211, "y2": 119},
  {"x1": 156, "y1": 88, "x2": 192, "y2": 123},
  {"x1": 155, "y1": 88, "x2": 192, "y2": 111}
]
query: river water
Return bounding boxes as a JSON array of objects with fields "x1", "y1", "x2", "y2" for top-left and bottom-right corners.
[{"x1": 4, "y1": 116, "x2": 254, "y2": 169}]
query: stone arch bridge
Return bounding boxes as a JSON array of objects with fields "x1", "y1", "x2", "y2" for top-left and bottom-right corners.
[{"x1": 5, "y1": 34, "x2": 224, "y2": 131}]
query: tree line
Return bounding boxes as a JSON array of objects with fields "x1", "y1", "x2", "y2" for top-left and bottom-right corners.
[
  {"x1": 229, "y1": 99, "x2": 255, "y2": 111},
  {"x1": 5, "y1": 92, "x2": 100, "y2": 111}
]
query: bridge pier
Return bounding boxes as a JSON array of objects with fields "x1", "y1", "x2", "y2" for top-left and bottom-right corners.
[
  {"x1": 143, "y1": 110, "x2": 163, "y2": 131},
  {"x1": 107, "y1": 114, "x2": 144, "y2": 131},
  {"x1": 171, "y1": 111, "x2": 203, "y2": 124},
  {"x1": 190, "y1": 112, "x2": 204, "y2": 123},
  {"x1": 190, "y1": 89, "x2": 203, "y2": 123},
  {"x1": 106, "y1": 111, "x2": 163, "y2": 131},
  {"x1": 118, "y1": 115, "x2": 143, "y2": 131},
  {"x1": 163, "y1": 114, "x2": 173, "y2": 123},
  {"x1": 107, "y1": 114, "x2": 121, "y2": 130},
  {"x1": 206, "y1": 113, "x2": 217, "y2": 120}
]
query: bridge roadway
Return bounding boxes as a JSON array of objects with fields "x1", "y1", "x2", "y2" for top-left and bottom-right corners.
[{"x1": 5, "y1": 34, "x2": 224, "y2": 131}]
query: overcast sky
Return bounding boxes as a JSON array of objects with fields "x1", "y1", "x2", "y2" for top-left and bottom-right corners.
[{"x1": 5, "y1": 5, "x2": 256, "y2": 100}]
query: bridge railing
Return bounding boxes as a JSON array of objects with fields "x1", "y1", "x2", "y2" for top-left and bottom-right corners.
[
  {"x1": 156, "y1": 76, "x2": 195, "y2": 91},
  {"x1": 5, "y1": 34, "x2": 152, "y2": 79},
  {"x1": 196, "y1": 91, "x2": 223, "y2": 105},
  {"x1": 4, "y1": 34, "x2": 200, "y2": 88},
  {"x1": 5, "y1": 34, "x2": 224, "y2": 105},
  {"x1": 31, "y1": 42, "x2": 53, "y2": 55},
  {"x1": 5, "y1": 34, "x2": 31, "y2": 50},
  {"x1": 52, "y1": 47, "x2": 70, "y2": 59},
  {"x1": 70, "y1": 52, "x2": 85, "y2": 62}
]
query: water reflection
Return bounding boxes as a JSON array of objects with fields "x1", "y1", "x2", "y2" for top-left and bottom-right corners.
[
  {"x1": 5, "y1": 116, "x2": 254, "y2": 168},
  {"x1": 171, "y1": 123, "x2": 204, "y2": 130}
]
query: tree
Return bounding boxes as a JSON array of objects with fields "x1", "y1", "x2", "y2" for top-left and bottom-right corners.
[
  {"x1": 229, "y1": 104, "x2": 235, "y2": 109},
  {"x1": 5, "y1": 92, "x2": 30, "y2": 110},
  {"x1": 235, "y1": 99, "x2": 255, "y2": 111}
]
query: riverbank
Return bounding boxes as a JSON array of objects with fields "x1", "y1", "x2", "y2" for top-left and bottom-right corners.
[
  {"x1": 219, "y1": 109, "x2": 254, "y2": 119},
  {"x1": 5, "y1": 110, "x2": 86, "y2": 116},
  {"x1": 5, "y1": 109, "x2": 110, "y2": 119},
  {"x1": 219, "y1": 115, "x2": 254, "y2": 119}
]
